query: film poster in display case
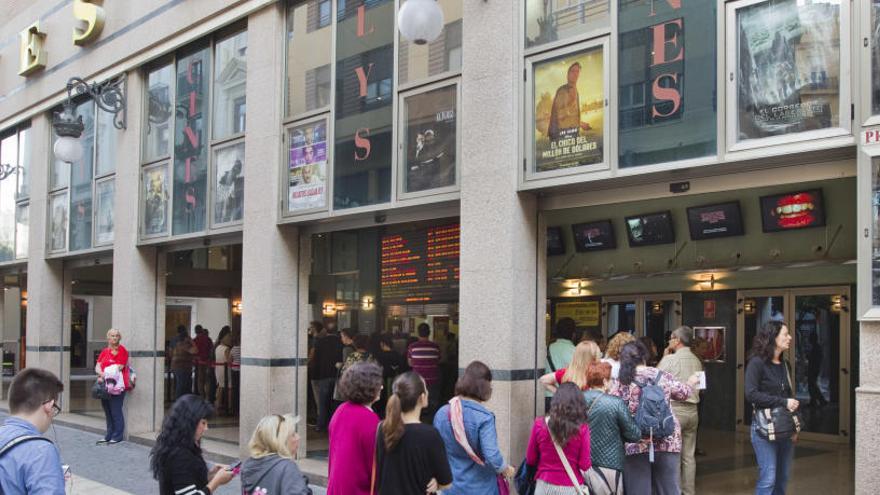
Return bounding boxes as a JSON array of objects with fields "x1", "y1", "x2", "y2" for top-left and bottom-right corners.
[
  {"x1": 143, "y1": 164, "x2": 170, "y2": 236},
  {"x1": 736, "y1": 0, "x2": 840, "y2": 140},
  {"x1": 214, "y1": 142, "x2": 245, "y2": 225},
  {"x1": 532, "y1": 45, "x2": 605, "y2": 172},
  {"x1": 694, "y1": 326, "x2": 725, "y2": 363},
  {"x1": 288, "y1": 119, "x2": 327, "y2": 212},
  {"x1": 403, "y1": 85, "x2": 457, "y2": 193},
  {"x1": 49, "y1": 192, "x2": 68, "y2": 251},
  {"x1": 95, "y1": 179, "x2": 115, "y2": 245}
]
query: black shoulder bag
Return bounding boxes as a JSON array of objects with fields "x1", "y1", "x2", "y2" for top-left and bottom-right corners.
[{"x1": 753, "y1": 361, "x2": 801, "y2": 442}]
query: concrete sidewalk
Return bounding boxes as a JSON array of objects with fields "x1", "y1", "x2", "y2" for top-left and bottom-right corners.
[{"x1": 1, "y1": 414, "x2": 326, "y2": 494}]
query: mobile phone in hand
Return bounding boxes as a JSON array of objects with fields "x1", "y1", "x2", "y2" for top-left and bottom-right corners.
[{"x1": 229, "y1": 460, "x2": 242, "y2": 476}]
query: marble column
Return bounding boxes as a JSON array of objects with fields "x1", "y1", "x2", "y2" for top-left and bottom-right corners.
[
  {"x1": 459, "y1": 0, "x2": 544, "y2": 468},
  {"x1": 856, "y1": 320, "x2": 880, "y2": 492},
  {"x1": 238, "y1": 3, "x2": 302, "y2": 454},
  {"x1": 109, "y1": 69, "x2": 167, "y2": 435},
  {"x1": 24, "y1": 115, "x2": 68, "y2": 399}
]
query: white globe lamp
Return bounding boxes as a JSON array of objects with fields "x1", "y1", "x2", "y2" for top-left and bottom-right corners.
[
  {"x1": 53, "y1": 135, "x2": 83, "y2": 164},
  {"x1": 398, "y1": 0, "x2": 444, "y2": 45}
]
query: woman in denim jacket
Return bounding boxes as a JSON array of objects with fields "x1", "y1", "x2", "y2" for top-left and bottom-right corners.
[{"x1": 434, "y1": 361, "x2": 516, "y2": 494}]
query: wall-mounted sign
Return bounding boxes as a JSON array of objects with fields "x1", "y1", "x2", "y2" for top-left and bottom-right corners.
[
  {"x1": 571, "y1": 220, "x2": 616, "y2": 252},
  {"x1": 625, "y1": 211, "x2": 675, "y2": 247},
  {"x1": 686, "y1": 202, "x2": 745, "y2": 240},
  {"x1": 759, "y1": 189, "x2": 825, "y2": 233},
  {"x1": 555, "y1": 301, "x2": 599, "y2": 327},
  {"x1": 694, "y1": 326, "x2": 725, "y2": 363},
  {"x1": 380, "y1": 223, "x2": 460, "y2": 304}
]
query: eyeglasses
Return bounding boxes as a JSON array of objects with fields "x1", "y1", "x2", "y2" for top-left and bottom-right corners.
[{"x1": 43, "y1": 398, "x2": 62, "y2": 417}]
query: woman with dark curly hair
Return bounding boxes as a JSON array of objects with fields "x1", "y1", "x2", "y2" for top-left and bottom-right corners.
[
  {"x1": 525, "y1": 382, "x2": 591, "y2": 494},
  {"x1": 327, "y1": 361, "x2": 383, "y2": 495},
  {"x1": 746, "y1": 320, "x2": 799, "y2": 495},
  {"x1": 150, "y1": 394, "x2": 234, "y2": 495}
]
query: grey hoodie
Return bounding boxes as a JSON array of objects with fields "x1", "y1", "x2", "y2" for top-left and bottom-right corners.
[{"x1": 241, "y1": 455, "x2": 311, "y2": 495}]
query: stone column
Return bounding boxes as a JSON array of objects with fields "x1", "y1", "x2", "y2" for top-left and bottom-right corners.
[
  {"x1": 238, "y1": 3, "x2": 302, "y2": 454},
  {"x1": 24, "y1": 115, "x2": 68, "y2": 397},
  {"x1": 459, "y1": 0, "x2": 544, "y2": 468},
  {"x1": 856, "y1": 320, "x2": 880, "y2": 492},
  {"x1": 110, "y1": 69, "x2": 167, "y2": 435}
]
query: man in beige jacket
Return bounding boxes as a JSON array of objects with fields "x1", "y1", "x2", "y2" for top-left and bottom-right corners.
[{"x1": 658, "y1": 326, "x2": 704, "y2": 495}]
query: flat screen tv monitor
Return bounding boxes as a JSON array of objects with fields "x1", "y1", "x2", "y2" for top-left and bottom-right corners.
[
  {"x1": 571, "y1": 220, "x2": 616, "y2": 252},
  {"x1": 759, "y1": 189, "x2": 825, "y2": 232},
  {"x1": 547, "y1": 226, "x2": 565, "y2": 256},
  {"x1": 686, "y1": 201, "x2": 745, "y2": 240},
  {"x1": 625, "y1": 211, "x2": 675, "y2": 247}
]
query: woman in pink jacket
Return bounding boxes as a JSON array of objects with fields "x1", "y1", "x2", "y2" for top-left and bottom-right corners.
[
  {"x1": 526, "y1": 382, "x2": 591, "y2": 494},
  {"x1": 327, "y1": 361, "x2": 383, "y2": 494}
]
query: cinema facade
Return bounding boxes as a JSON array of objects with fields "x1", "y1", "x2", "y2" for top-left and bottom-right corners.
[{"x1": 0, "y1": 0, "x2": 878, "y2": 491}]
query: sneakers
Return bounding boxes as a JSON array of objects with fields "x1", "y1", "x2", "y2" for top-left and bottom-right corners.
[
  {"x1": 107, "y1": 440, "x2": 122, "y2": 445},
  {"x1": 95, "y1": 439, "x2": 109, "y2": 445}
]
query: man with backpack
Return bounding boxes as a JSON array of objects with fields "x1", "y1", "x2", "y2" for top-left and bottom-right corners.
[
  {"x1": 658, "y1": 326, "x2": 704, "y2": 495},
  {"x1": 0, "y1": 368, "x2": 66, "y2": 494}
]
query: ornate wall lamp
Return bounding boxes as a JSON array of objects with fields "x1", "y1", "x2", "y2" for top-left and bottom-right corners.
[
  {"x1": 0, "y1": 162, "x2": 21, "y2": 181},
  {"x1": 52, "y1": 75, "x2": 126, "y2": 163}
]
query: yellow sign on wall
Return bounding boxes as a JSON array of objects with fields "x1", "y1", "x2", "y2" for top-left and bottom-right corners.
[{"x1": 555, "y1": 301, "x2": 599, "y2": 327}]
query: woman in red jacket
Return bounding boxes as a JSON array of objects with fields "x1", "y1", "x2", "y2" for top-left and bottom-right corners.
[{"x1": 95, "y1": 328, "x2": 132, "y2": 444}]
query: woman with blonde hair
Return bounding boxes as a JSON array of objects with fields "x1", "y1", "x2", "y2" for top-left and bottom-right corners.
[
  {"x1": 539, "y1": 341, "x2": 601, "y2": 392},
  {"x1": 95, "y1": 328, "x2": 133, "y2": 444},
  {"x1": 602, "y1": 332, "x2": 636, "y2": 379},
  {"x1": 241, "y1": 413, "x2": 311, "y2": 495}
]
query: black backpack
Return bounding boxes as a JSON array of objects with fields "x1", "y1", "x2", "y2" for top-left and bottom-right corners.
[{"x1": 634, "y1": 373, "x2": 675, "y2": 440}]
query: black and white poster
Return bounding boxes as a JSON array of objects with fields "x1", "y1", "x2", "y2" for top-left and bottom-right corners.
[
  {"x1": 214, "y1": 142, "x2": 245, "y2": 225},
  {"x1": 404, "y1": 85, "x2": 457, "y2": 193},
  {"x1": 736, "y1": 0, "x2": 840, "y2": 140}
]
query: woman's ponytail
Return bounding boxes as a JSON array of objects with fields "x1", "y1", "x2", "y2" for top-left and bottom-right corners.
[
  {"x1": 383, "y1": 393, "x2": 404, "y2": 450},
  {"x1": 382, "y1": 371, "x2": 426, "y2": 451}
]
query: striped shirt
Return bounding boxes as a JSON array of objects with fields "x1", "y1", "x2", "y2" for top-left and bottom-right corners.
[{"x1": 407, "y1": 340, "x2": 441, "y2": 385}]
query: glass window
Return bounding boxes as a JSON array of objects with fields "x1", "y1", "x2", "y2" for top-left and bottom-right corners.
[
  {"x1": 16, "y1": 126, "x2": 30, "y2": 199},
  {"x1": 402, "y1": 85, "x2": 457, "y2": 193},
  {"x1": 143, "y1": 163, "x2": 170, "y2": 237},
  {"x1": 69, "y1": 101, "x2": 95, "y2": 252},
  {"x1": 49, "y1": 191, "x2": 68, "y2": 252},
  {"x1": 872, "y1": 0, "x2": 880, "y2": 115},
  {"x1": 94, "y1": 178, "x2": 114, "y2": 245},
  {"x1": 95, "y1": 104, "x2": 117, "y2": 177},
  {"x1": 334, "y1": 0, "x2": 394, "y2": 210},
  {"x1": 0, "y1": 134, "x2": 15, "y2": 262},
  {"x1": 287, "y1": 118, "x2": 328, "y2": 212},
  {"x1": 525, "y1": 0, "x2": 609, "y2": 50},
  {"x1": 172, "y1": 47, "x2": 210, "y2": 235},
  {"x1": 734, "y1": 0, "x2": 841, "y2": 142},
  {"x1": 398, "y1": 0, "x2": 462, "y2": 85},
  {"x1": 530, "y1": 44, "x2": 605, "y2": 173},
  {"x1": 618, "y1": 0, "x2": 716, "y2": 167},
  {"x1": 286, "y1": 0, "x2": 333, "y2": 118},
  {"x1": 213, "y1": 31, "x2": 248, "y2": 139},
  {"x1": 15, "y1": 203, "x2": 27, "y2": 259},
  {"x1": 144, "y1": 63, "x2": 174, "y2": 163},
  {"x1": 212, "y1": 141, "x2": 245, "y2": 225}
]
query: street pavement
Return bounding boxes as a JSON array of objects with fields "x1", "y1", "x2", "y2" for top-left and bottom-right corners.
[{"x1": 1, "y1": 414, "x2": 326, "y2": 494}]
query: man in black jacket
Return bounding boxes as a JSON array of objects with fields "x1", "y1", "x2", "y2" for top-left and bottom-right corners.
[{"x1": 311, "y1": 325, "x2": 342, "y2": 432}]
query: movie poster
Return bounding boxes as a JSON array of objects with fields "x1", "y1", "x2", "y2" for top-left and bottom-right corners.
[
  {"x1": 49, "y1": 192, "x2": 68, "y2": 251},
  {"x1": 694, "y1": 326, "x2": 726, "y2": 363},
  {"x1": 143, "y1": 164, "x2": 169, "y2": 236},
  {"x1": 214, "y1": 143, "x2": 245, "y2": 225},
  {"x1": 533, "y1": 45, "x2": 604, "y2": 172},
  {"x1": 873, "y1": 0, "x2": 880, "y2": 114},
  {"x1": 736, "y1": 0, "x2": 840, "y2": 140},
  {"x1": 95, "y1": 179, "x2": 115, "y2": 245},
  {"x1": 288, "y1": 119, "x2": 327, "y2": 212},
  {"x1": 404, "y1": 85, "x2": 457, "y2": 193}
]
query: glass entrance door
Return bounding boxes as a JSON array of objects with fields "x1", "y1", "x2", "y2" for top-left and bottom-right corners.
[
  {"x1": 736, "y1": 288, "x2": 850, "y2": 442},
  {"x1": 602, "y1": 294, "x2": 681, "y2": 349}
]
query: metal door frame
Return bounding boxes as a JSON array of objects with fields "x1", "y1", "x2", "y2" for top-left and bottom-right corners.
[
  {"x1": 601, "y1": 293, "x2": 682, "y2": 338},
  {"x1": 735, "y1": 287, "x2": 851, "y2": 443}
]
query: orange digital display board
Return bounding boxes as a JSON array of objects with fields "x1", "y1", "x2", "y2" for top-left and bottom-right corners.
[{"x1": 381, "y1": 223, "x2": 460, "y2": 304}]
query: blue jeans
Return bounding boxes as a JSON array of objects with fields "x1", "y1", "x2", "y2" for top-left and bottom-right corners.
[
  {"x1": 101, "y1": 392, "x2": 126, "y2": 441},
  {"x1": 751, "y1": 423, "x2": 793, "y2": 495},
  {"x1": 174, "y1": 368, "x2": 192, "y2": 399},
  {"x1": 314, "y1": 377, "x2": 336, "y2": 430}
]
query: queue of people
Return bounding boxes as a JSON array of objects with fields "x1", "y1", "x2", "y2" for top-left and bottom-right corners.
[{"x1": 167, "y1": 324, "x2": 242, "y2": 416}]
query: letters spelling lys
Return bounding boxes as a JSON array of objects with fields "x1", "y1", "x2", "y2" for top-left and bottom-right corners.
[{"x1": 18, "y1": 0, "x2": 105, "y2": 77}]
